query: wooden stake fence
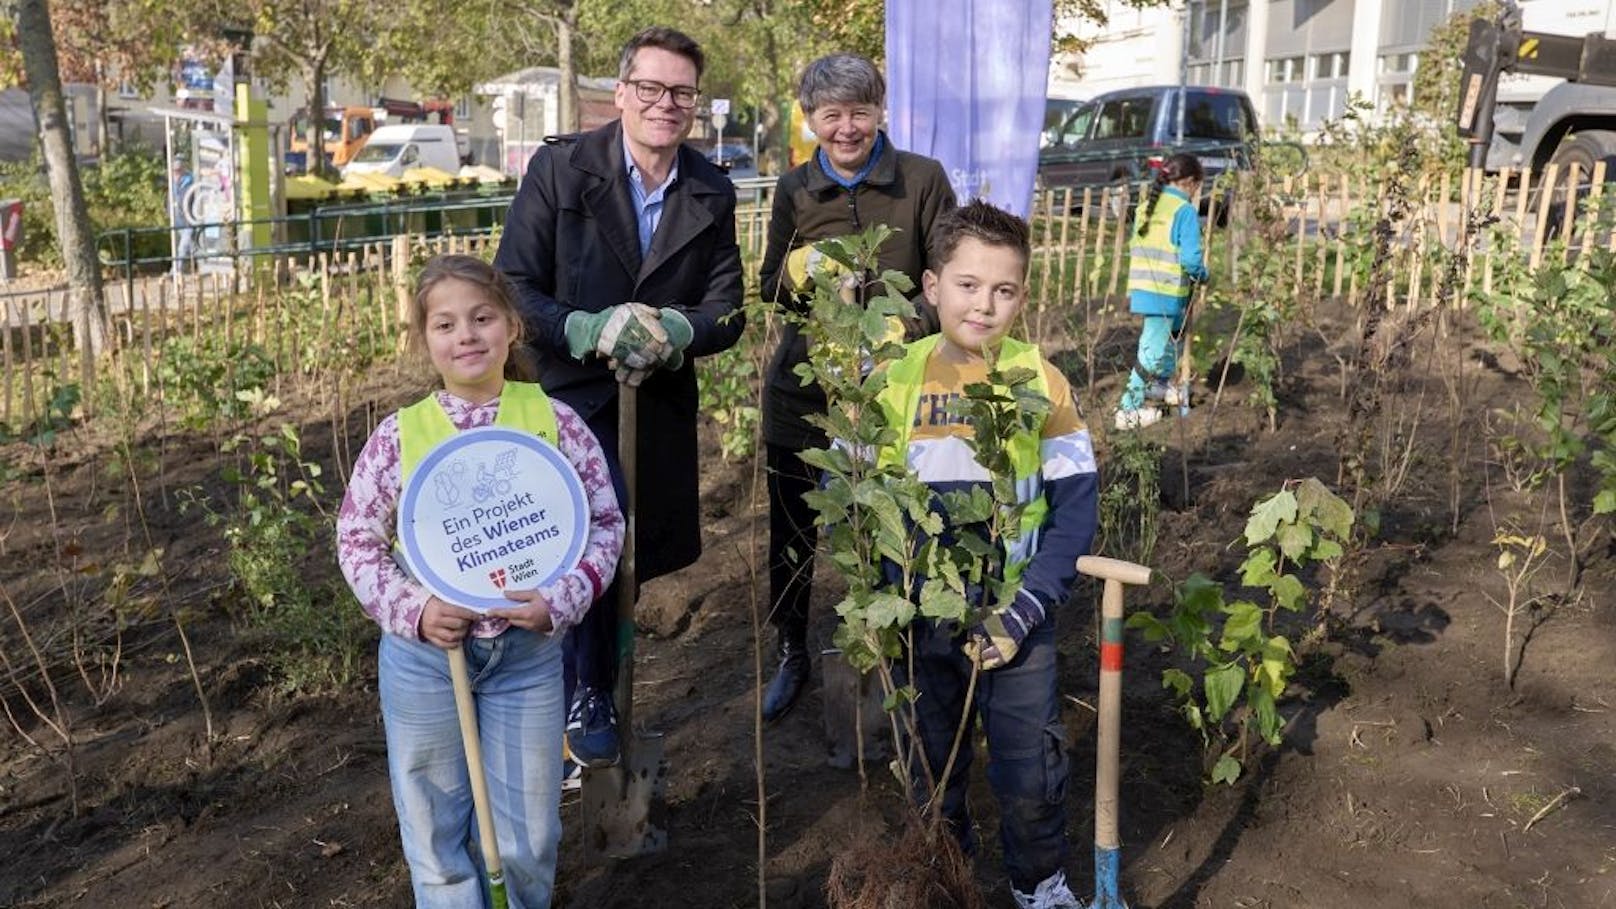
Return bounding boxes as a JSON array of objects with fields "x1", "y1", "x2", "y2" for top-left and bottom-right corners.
[{"x1": 1, "y1": 171, "x2": 1609, "y2": 426}]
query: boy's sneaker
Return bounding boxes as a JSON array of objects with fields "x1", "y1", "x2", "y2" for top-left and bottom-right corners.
[
  {"x1": 1012, "y1": 870, "x2": 1087, "y2": 909},
  {"x1": 1163, "y1": 381, "x2": 1189, "y2": 407},
  {"x1": 565, "y1": 687, "x2": 621, "y2": 768},
  {"x1": 1114, "y1": 407, "x2": 1162, "y2": 431},
  {"x1": 561, "y1": 758, "x2": 582, "y2": 793}
]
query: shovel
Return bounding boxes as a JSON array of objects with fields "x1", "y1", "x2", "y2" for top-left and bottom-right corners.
[
  {"x1": 447, "y1": 646, "x2": 510, "y2": 908},
  {"x1": 579, "y1": 382, "x2": 668, "y2": 857},
  {"x1": 1076, "y1": 555, "x2": 1153, "y2": 909}
]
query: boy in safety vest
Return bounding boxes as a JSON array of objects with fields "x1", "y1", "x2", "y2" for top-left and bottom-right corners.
[
  {"x1": 875, "y1": 200, "x2": 1099, "y2": 909},
  {"x1": 1116, "y1": 152, "x2": 1208, "y2": 430}
]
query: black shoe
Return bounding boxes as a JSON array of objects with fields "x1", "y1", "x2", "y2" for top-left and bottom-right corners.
[{"x1": 762, "y1": 637, "x2": 810, "y2": 723}]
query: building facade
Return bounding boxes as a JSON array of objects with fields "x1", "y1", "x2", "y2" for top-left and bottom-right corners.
[{"x1": 1052, "y1": 0, "x2": 1482, "y2": 134}]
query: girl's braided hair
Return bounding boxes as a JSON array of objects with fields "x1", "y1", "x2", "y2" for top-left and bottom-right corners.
[{"x1": 1136, "y1": 153, "x2": 1206, "y2": 237}]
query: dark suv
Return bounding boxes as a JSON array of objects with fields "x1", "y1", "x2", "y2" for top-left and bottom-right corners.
[{"x1": 1038, "y1": 86, "x2": 1259, "y2": 193}]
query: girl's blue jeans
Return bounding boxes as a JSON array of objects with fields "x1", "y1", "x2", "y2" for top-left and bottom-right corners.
[
  {"x1": 379, "y1": 627, "x2": 565, "y2": 908},
  {"x1": 1121, "y1": 312, "x2": 1186, "y2": 410}
]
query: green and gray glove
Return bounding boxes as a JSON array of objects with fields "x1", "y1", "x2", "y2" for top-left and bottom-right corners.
[
  {"x1": 564, "y1": 303, "x2": 670, "y2": 368},
  {"x1": 964, "y1": 589, "x2": 1046, "y2": 671},
  {"x1": 657, "y1": 307, "x2": 693, "y2": 370},
  {"x1": 610, "y1": 306, "x2": 694, "y2": 386}
]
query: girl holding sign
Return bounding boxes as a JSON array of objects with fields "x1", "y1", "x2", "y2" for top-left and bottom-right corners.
[{"x1": 337, "y1": 254, "x2": 624, "y2": 908}]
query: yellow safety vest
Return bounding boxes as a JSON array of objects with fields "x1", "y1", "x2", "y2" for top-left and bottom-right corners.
[
  {"x1": 1127, "y1": 190, "x2": 1192, "y2": 301},
  {"x1": 397, "y1": 381, "x2": 559, "y2": 485},
  {"x1": 874, "y1": 335, "x2": 1049, "y2": 583}
]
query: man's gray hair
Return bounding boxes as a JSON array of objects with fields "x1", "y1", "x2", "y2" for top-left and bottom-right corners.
[{"x1": 796, "y1": 53, "x2": 885, "y2": 114}]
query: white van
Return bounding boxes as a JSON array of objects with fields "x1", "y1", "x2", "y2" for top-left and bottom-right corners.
[{"x1": 343, "y1": 124, "x2": 462, "y2": 178}]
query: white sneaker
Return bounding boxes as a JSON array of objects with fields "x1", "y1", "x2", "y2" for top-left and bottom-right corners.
[
  {"x1": 1163, "y1": 382, "x2": 1188, "y2": 407},
  {"x1": 1012, "y1": 869, "x2": 1087, "y2": 908},
  {"x1": 1114, "y1": 407, "x2": 1162, "y2": 431}
]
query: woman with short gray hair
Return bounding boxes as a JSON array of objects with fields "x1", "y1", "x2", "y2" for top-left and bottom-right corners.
[{"x1": 756, "y1": 52, "x2": 956, "y2": 724}]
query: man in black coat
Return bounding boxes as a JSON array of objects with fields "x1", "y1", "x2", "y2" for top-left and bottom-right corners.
[{"x1": 494, "y1": 26, "x2": 744, "y2": 768}]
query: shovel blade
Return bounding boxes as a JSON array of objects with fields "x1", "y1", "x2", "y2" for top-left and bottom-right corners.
[
  {"x1": 579, "y1": 732, "x2": 668, "y2": 859},
  {"x1": 820, "y1": 649, "x2": 891, "y2": 770}
]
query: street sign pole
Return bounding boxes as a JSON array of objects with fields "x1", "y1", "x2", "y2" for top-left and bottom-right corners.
[{"x1": 711, "y1": 98, "x2": 731, "y2": 165}]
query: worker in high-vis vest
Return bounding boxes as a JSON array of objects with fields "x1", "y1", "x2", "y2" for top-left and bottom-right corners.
[
  {"x1": 868, "y1": 201, "x2": 1098, "y2": 909},
  {"x1": 337, "y1": 254, "x2": 624, "y2": 908},
  {"x1": 1117, "y1": 153, "x2": 1208, "y2": 431}
]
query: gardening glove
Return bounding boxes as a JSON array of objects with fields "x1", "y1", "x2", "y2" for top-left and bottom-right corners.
[
  {"x1": 564, "y1": 303, "x2": 670, "y2": 368},
  {"x1": 964, "y1": 589, "x2": 1046, "y2": 671},
  {"x1": 609, "y1": 305, "x2": 692, "y2": 384},
  {"x1": 657, "y1": 307, "x2": 694, "y2": 371},
  {"x1": 786, "y1": 242, "x2": 863, "y2": 301},
  {"x1": 785, "y1": 243, "x2": 842, "y2": 291}
]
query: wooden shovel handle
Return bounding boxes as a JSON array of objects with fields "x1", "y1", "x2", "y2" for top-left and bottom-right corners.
[
  {"x1": 448, "y1": 646, "x2": 505, "y2": 884},
  {"x1": 1077, "y1": 555, "x2": 1152, "y2": 587}
]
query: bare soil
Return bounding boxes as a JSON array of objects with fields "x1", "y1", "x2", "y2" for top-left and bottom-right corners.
[{"x1": 2, "y1": 300, "x2": 1613, "y2": 909}]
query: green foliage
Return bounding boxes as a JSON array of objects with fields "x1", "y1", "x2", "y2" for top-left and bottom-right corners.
[
  {"x1": 696, "y1": 335, "x2": 761, "y2": 462},
  {"x1": 0, "y1": 155, "x2": 62, "y2": 266},
  {"x1": 198, "y1": 423, "x2": 375, "y2": 694},
  {"x1": 156, "y1": 335, "x2": 276, "y2": 429},
  {"x1": 0, "y1": 145, "x2": 170, "y2": 267},
  {"x1": 938, "y1": 353, "x2": 1052, "y2": 617},
  {"x1": 1129, "y1": 478, "x2": 1354, "y2": 783},
  {"x1": 1097, "y1": 429, "x2": 1160, "y2": 564},
  {"x1": 1204, "y1": 140, "x2": 1322, "y2": 431},
  {"x1": 794, "y1": 227, "x2": 946, "y2": 673},
  {"x1": 0, "y1": 377, "x2": 80, "y2": 445},
  {"x1": 1473, "y1": 218, "x2": 1616, "y2": 515}
]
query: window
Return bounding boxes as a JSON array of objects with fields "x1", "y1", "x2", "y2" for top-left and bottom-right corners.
[
  {"x1": 1092, "y1": 97, "x2": 1155, "y2": 140},
  {"x1": 1312, "y1": 51, "x2": 1350, "y2": 80},
  {"x1": 1175, "y1": 92, "x2": 1250, "y2": 140},
  {"x1": 1061, "y1": 103, "x2": 1095, "y2": 146},
  {"x1": 1378, "y1": 52, "x2": 1419, "y2": 75},
  {"x1": 1266, "y1": 57, "x2": 1304, "y2": 84},
  {"x1": 1224, "y1": 59, "x2": 1245, "y2": 87},
  {"x1": 117, "y1": 78, "x2": 140, "y2": 100},
  {"x1": 455, "y1": 97, "x2": 472, "y2": 120}
]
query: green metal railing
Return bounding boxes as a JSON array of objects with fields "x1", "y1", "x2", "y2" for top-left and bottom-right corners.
[{"x1": 96, "y1": 189, "x2": 517, "y2": 274}]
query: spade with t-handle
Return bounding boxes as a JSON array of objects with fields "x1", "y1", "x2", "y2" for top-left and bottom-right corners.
[
  {"x1": 578, "y1": 382, "x2": 669, "y2": 857},
  {"x1": 1076, "y1": 555, "x2": 1153, "y2": 909}
]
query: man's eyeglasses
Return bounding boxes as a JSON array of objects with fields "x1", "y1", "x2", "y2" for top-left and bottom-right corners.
[{"x1": 626, "y1": 79, "x2": 699, "y2": 110}]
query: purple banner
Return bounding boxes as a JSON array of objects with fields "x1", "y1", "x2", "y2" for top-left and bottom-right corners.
[{"x1": 886, "y1": 0, "x2": 1053, "y2": 218}]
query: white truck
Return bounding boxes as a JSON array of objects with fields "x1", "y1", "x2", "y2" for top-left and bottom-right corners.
[
  {"x1": 1460, "y1": 0, "x2": 1616, "y2": 175},
  {"x1": 341, "y1": 124, "x2": 464, "y2": 179}
]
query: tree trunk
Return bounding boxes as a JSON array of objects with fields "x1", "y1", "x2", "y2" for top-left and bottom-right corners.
[
  {"x1": 14, "y1": 0, "x2": 107, "y2": 357},
  {"x1": 556, "y1": 6, "x2": 581, "y2": 134},
  {"x1": 304, "y1": 60, "x2": 330, "y2": 179}
]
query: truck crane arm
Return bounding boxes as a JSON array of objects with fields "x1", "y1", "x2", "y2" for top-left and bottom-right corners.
[{"x1": 1457, "y1": 0, "x2": 1616, "y2": 169}]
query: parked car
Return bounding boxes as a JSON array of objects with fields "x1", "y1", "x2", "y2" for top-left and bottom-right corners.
[
  {"x1": 704, "y1": 142, "x2": 762, "y2": 202},
  {"x1": 1038, "y1": 86, "x2": 1267, "y2": 218},
  {"x1": 705, "y1": 142, "x2": 757, "y2": 178}
]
